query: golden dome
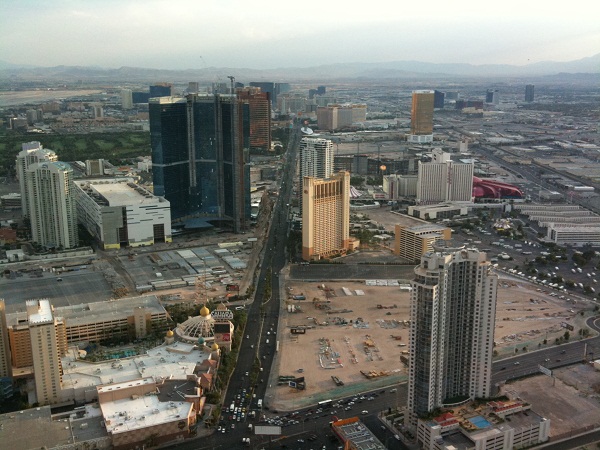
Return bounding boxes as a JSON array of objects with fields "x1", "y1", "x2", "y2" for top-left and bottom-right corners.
[
  {"x1": 166, "y1": 330, "x2": 174, "y2": 337},
  {"x1": 211, "y1": 342, "x2": 219, "y2": 351},
  {"x1": 200, "y1": 305, "x2": 210, "y2": 317}
]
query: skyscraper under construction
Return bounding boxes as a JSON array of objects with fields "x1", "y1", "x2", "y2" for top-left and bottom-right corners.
[{"x1": 150, "y1": 94, "x2": 250, "y2": 232}]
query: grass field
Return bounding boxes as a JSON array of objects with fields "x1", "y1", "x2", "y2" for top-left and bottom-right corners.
[{"x1": 0, "y1": 131, "x2": 150, "y2": 176}]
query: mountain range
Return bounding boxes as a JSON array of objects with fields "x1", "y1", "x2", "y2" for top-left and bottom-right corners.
[{"x1": 0, "y1": 54, "x2": 598, "y2": 82}]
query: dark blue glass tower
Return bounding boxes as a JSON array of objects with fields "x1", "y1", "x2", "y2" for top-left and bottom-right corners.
[
  {"x1": 150, "y1": 83, "x2": 173, "y2": 98},
  {"x1": 150, "y1": 94, "x2": 250, "y2": 232}
]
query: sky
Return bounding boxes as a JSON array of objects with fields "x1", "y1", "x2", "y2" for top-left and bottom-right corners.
[{"x1": 1, "y1": 0, "x2": 599, "y2": 70}]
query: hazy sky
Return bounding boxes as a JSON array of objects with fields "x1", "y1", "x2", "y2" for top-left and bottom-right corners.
[{"x1": 2, "y1": 0, "x2": 599, "y2": 69}]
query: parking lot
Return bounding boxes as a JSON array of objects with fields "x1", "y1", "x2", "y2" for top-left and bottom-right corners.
[{"x1": 0, "y1": 267, "x2": 111, "y2": 313}]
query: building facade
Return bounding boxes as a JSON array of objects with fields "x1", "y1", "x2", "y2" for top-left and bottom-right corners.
[
  {"x1": 316, "y1": 104, "x2": 364, "y2": 131},
  {"x1": 74, "y1": 178, "x2": 171, "y2": 249},
  {"x1": 394, "y1": 224, "x2": 452, "y2": 263},
  {"x1": 302, "y1": 171, "x2": 351, "y2": 260},
  {"x1": 407, "y1": 247, "x2": 498, "y2": 426},
  {"x1": 121, "y1": 89, "x2": 133, "y2": 109},
  {"x1": 409, "y1": 90, "x2": 435, "y2": 143},
  {"x1": 434, "y1": 90, "x2": 445, "y2": 109},
  {"x1": 299, "y1": 137, "x2": 334, "y2": 210},
  {"x1": 525, "y1": 84, "x2": 535, "y2": 102},
  {"x1": 26, "y1": 161, "x2": 78, "y2": 249},
  {"x1": 16, "y1": 141, "x2": 58, "y2": 219},
  {"x1": 150, "y1": 94, "x2": 250, "y2": 231},
  {"x1": 7, "y1": 296, "x2": 168, "y2": 350},
  {"x1": 383, "y1": 174, "x2": 418, "y2": 199},
  {"x1": 299, "y1": 137, "x2": 334, "y2": 181},
  {"x1": 149, "y1": 83, "x2": 173, "y2": 98},
  {"x1": 26, "y1": 300, "x2": 67, "y2": 405},
  {"x1": 417, "y1": 400, "x2": 550, "y2": 450},
  {"x1": 237, "y1": 88, "x2": 272, "y2": 152},
  {"x1": 417, "y1": 150, "x2": 474, "y2": 204},
  {"x1": 486, "y1": 89, "x2": 500, "y2": 105},
  {"x1": 0, "y1": 300, "x2": 11, "y2": 378}
]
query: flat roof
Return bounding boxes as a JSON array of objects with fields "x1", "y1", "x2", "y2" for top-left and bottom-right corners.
[
  {"x1": 26, "y1": 299, "x2": 54, "y2": 325},
  {"x1": 61, "y1": 342, "x2": 209, "y2": 392},
  {"x1": 57, "y1": 295, "x2": 166, "y2": 327},
  {"x1": 0, "y1": 405, "x2": 108, "y2": 449},
  {"x1": 333, "y1": 419, "x2": 386, "y2": 450},
  {"x1": 404, "y1": 224, "x2": 448, "y2": 233},
  {"x1": 75, "y1": 178, "x2": 162, "y2": 207},
  {"x1": 100, "y1": 389, "x2": 192, "y2": 435},
  {"x1": 8, "y1": 295, "x2": 166, "y2": 328}
]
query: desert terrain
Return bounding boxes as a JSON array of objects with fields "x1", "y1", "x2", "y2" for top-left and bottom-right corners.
[{"x1": 268, "y1": 271, "x2": 594, "y2": 410}]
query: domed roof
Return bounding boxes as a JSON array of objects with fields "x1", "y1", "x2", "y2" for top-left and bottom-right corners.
[
  {"x1": 199, "y1": 305, "x2": 210, "y2": 317},
  {"x1": 166, "y1": 330, "x2": 174, "y2": 337},
  {"x1": 211, "y1": 342, "x2": 219, "y2": 351},
  {"x1": 197, "y1": 337, "x2": 205, "y2": 345},
  {"x1": 176, "y1": 312, "x2": 215, "y2": 342}
]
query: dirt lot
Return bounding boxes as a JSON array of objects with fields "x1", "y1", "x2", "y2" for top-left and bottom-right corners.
[
  {"x1": 501, "y1": 365, "x2": 600, "y2": 437},
  {"x1": 270, "y1": 270, "x2": 595, "y2": 409}
]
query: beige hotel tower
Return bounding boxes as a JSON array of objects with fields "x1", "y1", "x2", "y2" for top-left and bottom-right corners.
[{"x1": 302, "y1": 171, "x2": 353, "y2": 260}]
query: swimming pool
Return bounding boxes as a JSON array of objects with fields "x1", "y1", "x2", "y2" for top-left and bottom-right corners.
[
  {"x1": 468, "y1": 415, "x2": 492, "y2": 429},
  {"x1": 108, "y1": 349, "x2": 137, "y2": 359}
]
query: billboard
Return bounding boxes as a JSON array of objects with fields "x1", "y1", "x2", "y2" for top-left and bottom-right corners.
[
  {"x1": 560, "y1": 322, "x2": 574, "y2": 331},
  {"x1": 254, "y1": 425, "x2": 282, "y2": 436},
  {"x1": 538, "y1": 364, "x2": 553, "y2": 377}
]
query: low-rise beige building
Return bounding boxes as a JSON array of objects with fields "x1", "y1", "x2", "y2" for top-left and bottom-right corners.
[{"x1": 394, "y1": 224, "x2": 452, "y2": 262}]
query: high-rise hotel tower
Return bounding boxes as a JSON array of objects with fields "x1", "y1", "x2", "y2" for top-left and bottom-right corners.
[
  {"x1": 26, "y1": 161, "x2": 78, "y2": 249},
  {"x1": 16, "y1": 141, "x2": 58, "y2": 219},
  {"x1": 302, "y1": 171, "x2": 351, "y2": 261},
  {"x1": 409, "y1": 90, "x2": 435, "y2": 143},
  {"x1": 150, "y1": 94, "x2": 250, "y2": 231},
  {"x1": 407, "y1": 246, "x2": 498, "y2": 426},
  {"x1": 416, "y1": 149, "x2": 474, "y2": 204}
]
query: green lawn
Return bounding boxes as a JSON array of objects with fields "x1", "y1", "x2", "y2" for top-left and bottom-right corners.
[{"x1": 0, "y1": 131, "x2": 150, "y2": 176}]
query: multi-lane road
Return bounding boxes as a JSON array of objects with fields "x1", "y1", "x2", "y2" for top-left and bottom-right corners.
[
  {"x1": 163, "y1": 127, "x2": 600, "y2": 449},
  {"x1": 163, "y1": 126, "x2": 300, "y2": 450}
]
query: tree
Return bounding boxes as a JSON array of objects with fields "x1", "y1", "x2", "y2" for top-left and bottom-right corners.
[
  {"x1": 350, "y1": 176, "x2": 364, "y2": 187},
  {"x1": 564, "y1": 331, "x2": 570, "y2": 341}
]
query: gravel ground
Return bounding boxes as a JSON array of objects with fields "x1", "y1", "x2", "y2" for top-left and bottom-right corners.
[
  {"x1": 501, "y1": 365, "x2": 600, "y2": 437},
  {"x1": 269, "y1": 268, "x2": 596, "y2": 410}
]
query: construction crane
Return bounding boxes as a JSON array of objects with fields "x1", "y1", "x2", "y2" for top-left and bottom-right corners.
[{"x1": 227, "y1": 75, "x2": 235, "y2": 95}]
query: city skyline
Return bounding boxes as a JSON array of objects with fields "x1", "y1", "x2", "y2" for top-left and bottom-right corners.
[{"x1": 1, "y1": 1, "x2": 599, "y2": 70}]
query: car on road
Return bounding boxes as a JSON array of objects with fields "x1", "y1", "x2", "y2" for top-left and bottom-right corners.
[
  {"x1": 514, "y1": 362, "x2": 520, "y2": 365},
  {"x1": 361, "y1": 410, "x2": 368, "y2": 415}
]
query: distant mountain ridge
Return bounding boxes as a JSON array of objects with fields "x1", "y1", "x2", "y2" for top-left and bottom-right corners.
[{"x1": 0, "y1": 54, "x2": 598, "y2": 82}]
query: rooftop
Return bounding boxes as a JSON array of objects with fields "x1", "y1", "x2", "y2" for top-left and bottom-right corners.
[
  {"x1": 333, "y1": 418, "x2": 386, "y2": 450},
  {"x1": 61, "y1": 342, "x2": 210, "y2": 392},
  {"x1": 8, "y1": 295, "x2": 166, "y2": 328},
  {"x1": 26, "y1": 299, "x2": 54, "y2": 325},
  {"x1": 100, "y1": 387, "x2": 193, "y2": 435},
  {"x1": 0, "y1": 405, "x2": 108, "y2": 450},
  {"x1": 75, "y1": 178, "x2": 161, "y2": 207}
]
